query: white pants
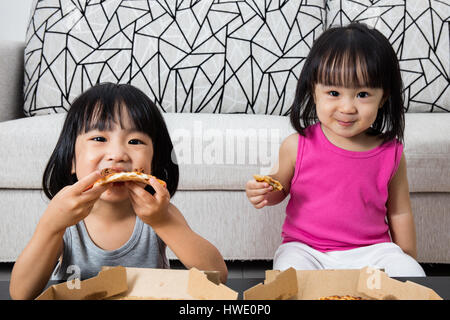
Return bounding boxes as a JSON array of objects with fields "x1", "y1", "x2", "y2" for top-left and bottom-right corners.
[{"x1": 273, "y1": 242, "x2": 426, "y2": 277}]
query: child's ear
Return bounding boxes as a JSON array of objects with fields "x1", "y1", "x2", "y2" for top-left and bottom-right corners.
[{"x1": 71, "y1": 159, "x2": 75, "y2": 174}]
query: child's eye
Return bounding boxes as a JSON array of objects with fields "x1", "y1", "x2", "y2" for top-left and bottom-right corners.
[
  {"x1": 129, "y1": 139, "x2": 144, "y2": 145},
  {"x1": 357, "y1": 92, "x2": 369, "y2": 98},
  {"x1": 91, "y1": 136, "x2": 106, "y2": 142},
  {"x1": 329, "y1": 91, "x2": 339, "y2": 97}
]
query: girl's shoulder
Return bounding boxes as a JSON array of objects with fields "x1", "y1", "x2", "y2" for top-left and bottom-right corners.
[
  {"x1": 379, "y1": 136, "x2": 403, "y2": 152},
  {"x1": 281, "y1": 123, "x2": 317, "y2": 156},
  {"x1": 281, "y1": 133, "x2": 300, "y2": 151},
  {"x1": 280, "y1": 133, "x2": 300, "y2": 167},
  {"x1": 283, "y1": 132, "x2": 300, "y2": 145}
]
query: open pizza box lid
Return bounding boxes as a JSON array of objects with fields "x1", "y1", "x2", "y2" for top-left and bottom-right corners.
[
  {"x1": 36, "y1": 266, "x2": 128, "y2": 300},
  {"x1": 243, "y1": 267, "x2": 299, "y2": 300},
  {"x1": 244, "y1": 266, "x2": 443, "y2": 300},
  {"x1": 36, "y1": 266, "x2": 237, "y2": 300}
]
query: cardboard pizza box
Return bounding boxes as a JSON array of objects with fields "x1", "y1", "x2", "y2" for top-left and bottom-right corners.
[
  {"x1": 36, "y1": 266, "x2": 128, "y2": 300},
  {"x1": 105, "y1": 266, "x2": 238, "y2": 300},
  {"x1": 36, "y1": 266, "x2": 237, "y2": 300},
  {"x1": 245, "y1": 266, "x2": 443, "y2": 300},
  {"x1": 243, "y1": 267, "x2": 298, "y2": 300}
]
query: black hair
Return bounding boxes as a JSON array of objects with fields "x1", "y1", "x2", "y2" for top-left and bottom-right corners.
[
  {"x1": 290, "y1": 22, "x2": 405, "y2": 143},
  {"x1": 43, "y1": 82, "x2": 179, "y2": 199}
]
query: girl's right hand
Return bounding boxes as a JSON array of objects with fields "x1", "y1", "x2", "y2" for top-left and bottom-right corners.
[
  {"x1": 245, "y1": 179, "x2": 273, "y2": 209},
  {"x1": 41, "y1": 170, "x2": 108, "y2": 235}
]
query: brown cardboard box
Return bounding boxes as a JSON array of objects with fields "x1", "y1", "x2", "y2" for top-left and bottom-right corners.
[
  {"x1": 36, "y1": 266, "x2": 128, "y2": 300},
  {"x1": 243, "y1": 267, "x2": 298, "y2": 300},
  {"x1": 245, "y1": 266, "x2": 443, "y2": 300},
  {"x1": 36, "y1": 266, "x2": 237, "y2": 300},
  {"x1": 107, "y1": 266, "x2": 237, "y2": 300}
]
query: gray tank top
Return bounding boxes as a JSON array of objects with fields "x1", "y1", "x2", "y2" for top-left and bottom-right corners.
[{"x1": 51, "y1": 216, "x2": 169, "y2": 280}]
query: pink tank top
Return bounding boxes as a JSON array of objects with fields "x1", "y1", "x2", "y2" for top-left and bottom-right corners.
[{"x1": 282, "y1": 123, "x2": 403, "y2": 252}]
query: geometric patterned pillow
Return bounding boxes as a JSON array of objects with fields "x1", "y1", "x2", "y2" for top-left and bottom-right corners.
[
  {"x1": 327, "y1": 0, "x2": 449, "y2": 112},
  {"x1": 23, "y1": 0, "x2": 326, "y2": 116}
]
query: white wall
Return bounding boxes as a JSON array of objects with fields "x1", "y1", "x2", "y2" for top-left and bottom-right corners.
[{"x1": 0, "y1": 0, "x2": 34, "y2": 42}]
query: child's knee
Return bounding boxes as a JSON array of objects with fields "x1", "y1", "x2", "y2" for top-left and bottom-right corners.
[
  {"x1": 273, "y1": 243, "x2": 321, "y2": 271},
  {"x1": 377, "y1": 253, "x2": 426, "y2": 277}
]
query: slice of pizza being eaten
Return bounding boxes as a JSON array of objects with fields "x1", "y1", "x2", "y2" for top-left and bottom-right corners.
[{"x1": 93, "y1": 168, "x2": 167, "y2": 188}]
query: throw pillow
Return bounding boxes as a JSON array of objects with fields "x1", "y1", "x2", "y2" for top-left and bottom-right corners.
[
  {"x1": 24, "y1": 0, "x2": 326, "y2": 116},
  {"x1": 326, "y1": 0, "x2": 449, "y2": 112}
]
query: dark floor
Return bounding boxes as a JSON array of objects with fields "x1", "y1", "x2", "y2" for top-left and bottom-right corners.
[{"x1": 2, "y1": 260, "x2": 449, "y2": 281}]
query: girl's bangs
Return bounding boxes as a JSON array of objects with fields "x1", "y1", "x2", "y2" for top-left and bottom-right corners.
[
  {"x1": 315, "y1": 48, "x2": 382, "y2": 89},
  {"x1": 79, "y1": 98, "x2": 139, "y2": 134},
  {"x1": 73, "y1": 83, "x2": 157, "y2": 141}
]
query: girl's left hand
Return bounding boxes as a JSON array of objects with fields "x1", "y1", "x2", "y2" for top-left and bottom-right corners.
[{"x1": 125, "y1": 178, "x2": 170, "y2": 227}]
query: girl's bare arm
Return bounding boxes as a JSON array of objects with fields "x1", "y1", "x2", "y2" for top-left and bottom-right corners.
[
  {"x1": 386, "y1": 153, "x2": 418, "y2": 259},
  {"x1": 151, "y1": 204, "x2": 228, "y2": 283},
  {"x1": 9, "y1": 221, "x2": 64, "y2": 300}
]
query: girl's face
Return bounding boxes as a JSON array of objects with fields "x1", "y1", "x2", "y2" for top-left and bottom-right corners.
[
  {"x1": 73, "y1": 109, "x2": 153, "y2": 203},
  {"x1": 313, "y1": 83, "x2": 384, "y2": 148}
]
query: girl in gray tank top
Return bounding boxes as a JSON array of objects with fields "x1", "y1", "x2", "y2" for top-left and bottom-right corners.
[{"x1": 10, "y1": 83, "x2": 228, "y2": 299}]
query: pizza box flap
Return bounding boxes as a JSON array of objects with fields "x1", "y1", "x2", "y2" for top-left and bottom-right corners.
[
  {"x1": 187, "y1": 268, "x2": 238, "y2": 300},
  {"x1": 243, "y1": 267, "x2": 298, "y2": 300},
  {"x1": 104, "y1": 267, "x2": 237, "y2": 300},
  {"x1": 357, "y1": 266, "x2": 443, "y2": 300},
  {"x1": 35, "y1": 266, "x2": 127, "y2": 300}
]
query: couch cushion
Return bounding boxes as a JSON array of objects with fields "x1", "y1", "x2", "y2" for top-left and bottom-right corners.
[
  {"x1": 404, "y1": 113, "x2": 450, "y2": 192},
  {"x1": 0, "y1": 113, "x2": 449, "y2": 192},
  {"x1": 23, "y1": 0, "x2": 325, "y2": 116},
  {"x1": 326, "y1": 0, "x2": 449, "y2": 113}
]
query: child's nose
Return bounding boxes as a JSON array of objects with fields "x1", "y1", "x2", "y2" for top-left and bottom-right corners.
[
  {"x1": 106, "y1": 144, "x2": 130, "y2": 162},
  {"x1": 338, "y1": 97, "x2": 357, "y2": 113}
]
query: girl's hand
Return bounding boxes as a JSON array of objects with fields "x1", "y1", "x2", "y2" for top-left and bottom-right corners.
[
  {"x1": 245, "y1": 179, "x2": 273, "y2": 209},
  {"x1": 42, "y1": 170, "x2": 109, "y2": 235},
  {"x1": 126, "y1": 178, "x2": 170, "y2": 227}
]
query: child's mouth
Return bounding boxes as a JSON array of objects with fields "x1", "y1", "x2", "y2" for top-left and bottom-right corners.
[
  {"x1": 337, "y1": 120, "x2": 355, "y2": 127},
  {"x1": 112, "y1": 182, "x2": 125, "y2": 187}
]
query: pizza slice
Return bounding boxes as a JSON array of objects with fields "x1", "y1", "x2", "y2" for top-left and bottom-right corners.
[
  {"x1": 94, "y1": 168, "x2": 166, "y2": 187},
  {"x1": 253, "y1": 174, "x2": 283, "y2": 191},
  {"x1": 83, "y1": 168, "x2": 166, "y2": 192}
]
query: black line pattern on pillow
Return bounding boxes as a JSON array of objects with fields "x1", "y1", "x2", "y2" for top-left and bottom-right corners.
[
  {"x1": 24, "y1": 0, "x2": 325, "y2": 116},
  {"x1": 326, "y1": 0, "x2": 449, "y2": 112}
]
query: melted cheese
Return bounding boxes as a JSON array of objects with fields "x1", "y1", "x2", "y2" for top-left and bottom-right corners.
[{"x1": 104, "y1": 172, "x2": 149, "y2": 182}]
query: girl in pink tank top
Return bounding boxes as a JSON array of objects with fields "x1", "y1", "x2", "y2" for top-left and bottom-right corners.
[{"x1": 245, "y1": 23, "x2": 425, "y2": 275}]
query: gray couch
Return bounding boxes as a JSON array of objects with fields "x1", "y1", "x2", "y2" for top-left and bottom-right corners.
[{"x1": 1, "y1": 1, "x2": 449, "y2": 264}]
